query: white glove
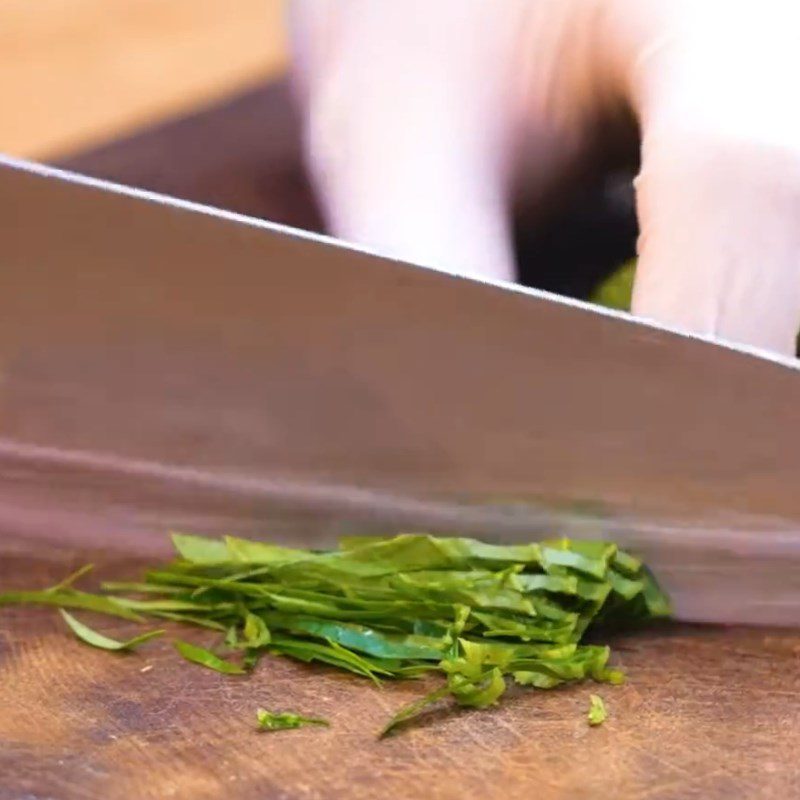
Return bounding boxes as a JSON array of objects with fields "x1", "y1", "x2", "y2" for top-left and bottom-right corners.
[{"x1": 288, "y1": 0, "x2": 800, "y2": 356}]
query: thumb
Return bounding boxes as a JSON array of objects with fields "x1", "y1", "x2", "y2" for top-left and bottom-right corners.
[{"x1": 628, "y1": 3, "x2": 800, "y2": 356}]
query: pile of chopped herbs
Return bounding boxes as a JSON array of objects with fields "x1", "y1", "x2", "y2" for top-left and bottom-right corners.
[{"x1": 0, "y1": 533, "x2": 670, "y2": 735}]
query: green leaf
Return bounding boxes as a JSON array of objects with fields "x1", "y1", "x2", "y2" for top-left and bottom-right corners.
[
  {"x1": 113, "y1": 598, "x2": 233, "y2": 613},
  {"x1": 379, "y1": 685, "x2": 451, "y2": 738},
  {"x1": 243, "y1": 613, "x2": 271, "y2": 648},
  {"x1": 225, "y1": 536, "x2": 306, "y2": 565},
  {"x1": 100, "y1": 581, "x2": 186, "y2": 595},
  {"x1": 339, "y1": 534, "x2": 542, "y2": 572},
  {"x1": 588, "y1": 693, "x2": 607, "y2": 726},
  {"x1": 0, "y1": 589, "x2": 143, "y2": 621},
  {"x1": 514, "y1": 573, "x2": 578, "y2": 595},
  {"x1": 512, "y1": 670, "x2": 565, "y2": 689},
  {"x1": 612, "y1": 549, "x2": 642, "y2": 576},
  {"x1": 225, "y1": 624, "x2": 240, "y2": 648},
  {"x1": 266, "y1": 615, "x2": 444, "y2": 661},
  {"x1": 607, "y1": 570, "x2": 645, "y2": 601},
  {"x1": 540, "y1": 541, "x2": 614, "y2": 579},
  {"x1": 574, "y1": 579, "x2": 613, "y2": 603},
  {"x1": 595, "y1": 667, "x2": 625, "y2": 685},
  {"x1": 268, "y1": 636, "x2": 391, "y2": 683},
  {"x1": 641, "y1": 567, "x2": 673, "y2": 617},
  {"x1": 59, "y1": 610, "x2": 164, "y2": 651},
  {"x1": 590, "y1": 260, "x2": 635, "y2": 312},
  {"x1": 171, "y1": 532, "x2": 231, "y2": 564},
  {"x1": 173, "y1": 640, "x2": 246, "y2": 674},
  {"x1": 448, "y1": 667, "x2": 506, "y2": 708},
  {"x1": 0, "y1": 530, "x2": 670, "y2": 736},
  {"x1": 147, "y1": 611, "x2": 229, "y2": 631},
  {"x1": 256, "y1": 708, "x2": 329, "y2": 731},
  {"x1": 243, "y1": 649, "x2": 262, "y2": 671},
  {"x1": 49, "y1": 564, "x2": 94, "y2": 592}
]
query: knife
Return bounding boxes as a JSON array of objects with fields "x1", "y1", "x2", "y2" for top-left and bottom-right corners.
[{"x1": 1, "y1": 154, "x2": 798, "y2": 627}]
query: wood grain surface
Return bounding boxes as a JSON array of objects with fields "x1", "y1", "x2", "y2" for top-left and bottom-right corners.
[
  {"x1": 0, "y1": 0, "x2": 287, "y2": 158},
  {"x1": 0, "y1": 79, "x2": 796, "y2": 799}
]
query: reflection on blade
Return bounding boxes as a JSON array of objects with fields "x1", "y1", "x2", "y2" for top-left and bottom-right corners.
[{"x1": 0, "y1": 156, "x2": 799, "y2": 627}]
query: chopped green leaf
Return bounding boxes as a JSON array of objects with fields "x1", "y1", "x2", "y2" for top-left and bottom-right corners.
[
  {"x1": 0, "y1": 589, "x2": 143, "y2": 621},
  {"x1": 588, "y1": 693, "x2": 607, "y2": 726},
  {"x1": 590, "y1": 260, "x2": 635, "y2": 312},
  {"x1": 59, "y1": 610, "x2": 164, "y2": 651},
  {"x1": 171, "y1": 532, "x2": 230, "y2": 564},
  {"x1": 174, "y1": 640, "x2": 246, "y2": 674},
  {"x1": 513, "y1": 670, "x2": 565, "y2": 689},
  {"x1": 49, "y1": 564, "x2": 95, "y2": 592},
  {"x1": 256, "y1": 708, "x2": 329, "y2": 731},
  {"x1": 148, "y1": 611, "x2": 229, "y2": 631},
  {"x1": 100, "y1": 581, "x2": 186, "y2": 595},
  {"x1": 0, "y1": 531, "x2": 670, "y2": 736},
  {"x1": 379, "y1": 685, "x2": 451, "y2": 738},
  {"x1": 243, "y1": 613, "x2": 271, "y2": 648},
  {"x1": 447, "y1": 667, "x2": 506, "y2": 708}
]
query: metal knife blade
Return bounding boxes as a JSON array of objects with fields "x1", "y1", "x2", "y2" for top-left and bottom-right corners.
[{"x1": 1, "y1": 155, "x2": 798, "y2": 626}]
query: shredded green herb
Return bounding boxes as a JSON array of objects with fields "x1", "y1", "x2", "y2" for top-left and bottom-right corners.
[
  {"x1": 588, "y1": 693, "x2": 607, "y2": 726},
  {"x1": 379, "y1": 685, "x2": 451, "y2": 738},
  {"x1": 590, "y1": 260, "x2": 636, "y2": 312},
  {"x1": 59, "y1": 610, "x2": 164, "y2": 651},
  {"x1": 1, "y1": 532, "x2": 669, "y2": 735},
  {"x1": 174, "y1": 640, "x2": 246, "y2": 675},
  {"x1": 0, "y1": 589, "x2": 144, "y2": 621},
  {"x1": 256, "y1": 708, "x2": 329, "y2": 731},
  {"x1": 50, "y1": 564, "x2": 96, "y2": 592}
]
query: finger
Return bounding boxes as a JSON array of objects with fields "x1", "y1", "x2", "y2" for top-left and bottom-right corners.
[
  {"x1": 622, "y1": 1, "x2": 800, "y2": 355},
  {"x1": 288, "y1": 0, "x2": 526, "y2": 281}
]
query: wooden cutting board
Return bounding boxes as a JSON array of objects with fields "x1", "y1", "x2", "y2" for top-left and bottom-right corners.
[
  {"x1": 0, "y1": 79, "x2": 797, "y2": 799},
  {"x1": 2, "y1": 533, "x2": 799, "y2": 800}
]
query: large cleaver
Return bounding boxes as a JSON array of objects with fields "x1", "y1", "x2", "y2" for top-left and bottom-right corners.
[{"x1": 0, "y1": 155, "x2": 798, "y2": 627}]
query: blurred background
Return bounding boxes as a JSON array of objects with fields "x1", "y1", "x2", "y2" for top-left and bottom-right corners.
[
  {"x1": 1, "y1": 0, "x2": 636, "y2": 299},
  {"x1": 1, "y1": 0, "x2": 287, "y2": 159}
]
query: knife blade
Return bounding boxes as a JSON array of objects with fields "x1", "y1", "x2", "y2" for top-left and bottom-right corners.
[{"x1": 1, "y1": 155, "x2": 798, "y2": 626}]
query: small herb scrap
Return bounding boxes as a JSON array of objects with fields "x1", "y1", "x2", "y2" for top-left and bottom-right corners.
[
  {"x1": 588, "y1": 693, "x2": 607, "y2": 726},
  {"x1": 1, "y1": 532, "x2": 669, "y2": 735},
  {"x1": 60, "y1": 610, "x2": 164, "y2": 651},
  {"x1": 174, "y1": 640, "x2": 246, "y2": 675},
  {"x1": 243, "y1": 612, "x2": 271, "y2": 648},
  {"x1": 256, "y1": 708, "x2": 329, "y2": 731},
  {"x1": 590, "y1": 260, "x2": 636, "y2": 312},
  {"x1": 49, "y1": 564, "x2": 96, "y2": 592},
  {"x1": 379, "y1": 685, "x2": 451, "y2": 738}
]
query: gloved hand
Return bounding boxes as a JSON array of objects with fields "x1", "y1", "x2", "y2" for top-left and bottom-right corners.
[{"x1": 288, "y1": 0, "x2": 800, "y2": 357}]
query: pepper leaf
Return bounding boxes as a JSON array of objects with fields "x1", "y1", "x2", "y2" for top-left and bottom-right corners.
[
  {"x1": 0, "y1": 531, "x2": 670, "y2": 738},
  {"x1": 0, "y1": 589, "x2": 143, "y2": 622},
  {"x1": 174, "y1": 640, "x2": 246, "y2": 674},
  {"x1": 588, "y1": 693, "x2": 608, "y2": 726},
  {"x1": 49, "y1": 564, "x2": 95, "y2": 592},
  {"x1": 256, "y1": 708, "x2": 329, "y2": 731},
  {"x1": 243, "y1": 613, "x2": 271, "y2": 648},
  {"x1": 379, "y1": 685, "x2": 451, "y2": 738},
  {"x1": 59, "y1": 610, "x2": 164, "y2": 651}
]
